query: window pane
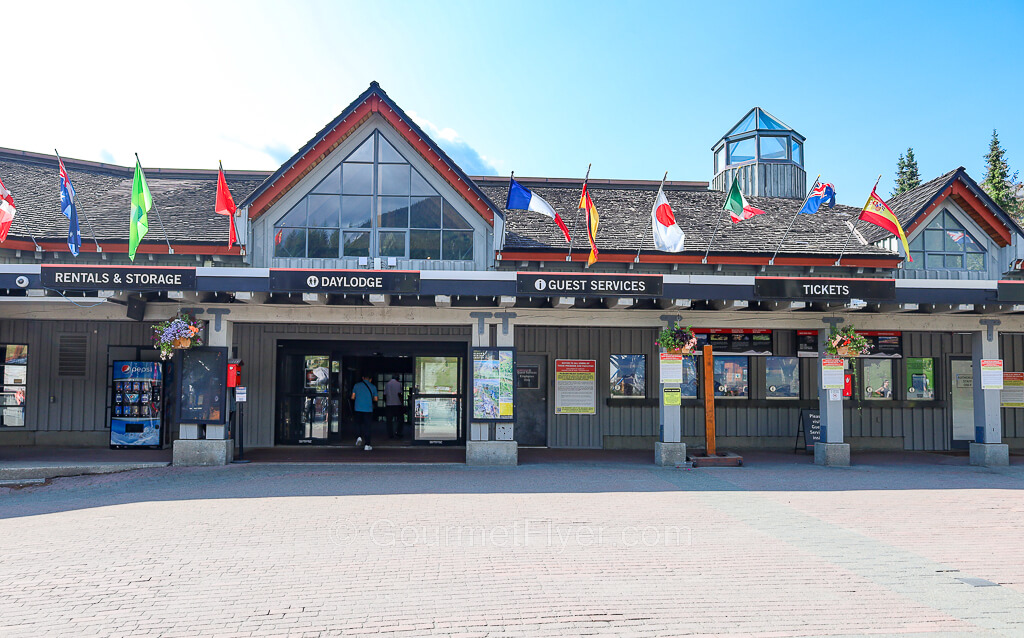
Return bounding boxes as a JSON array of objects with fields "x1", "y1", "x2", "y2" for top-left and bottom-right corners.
[
  {"x1": 378, "y1": 164, "x2": 410, "y2": 196},
  {"x1": 347, "y1": 135, "x2": 374, "y2": 162},
  {"x1": 307, "y1": 228, "x2": 339, "y2": 258},
  {"x1": 906, "y1": 358, "x2": 935, "y2": 400},
  {"x1": 378, "y1": 136, "x2": 405, "y2": 163},
  {"x1": 341, "y1": 195, "x2": 372, "y2": 228},
  {"x1": 410, "y1": 196, "x2": 442, "y2": 228},
  {"x1": 442, "y1": 230, "x2": 473, "y2": 260},
  {"x1": 410, "y1": 230, "x2": 441, "y2": 260},
  {"x1": 610, "y1": 355, "x2": 646, "y2": 399},
  {"x1": 906, "y1": 252, "x2": 923, "y2": 268},
  {"x1": 965, "y1": 233, "x2": 983, "y2": 251},
  {"x1": 681, "y1": 358, "x2": 698, "y2": 399},
  {"x1": 728, "y1": 110, "x2": 756, "y2": 135},
  {"x1": 379, "y1": 231, "x2": 406, "y2": 257},
  {"x1": 925, "y1": 230, "x2": 944, "y2": 251},
  {"x1": 758, "y1": 111, "x2": 786, "y2": 130},
  {"x1": 862, "y1": 360, "x2": 894, "y2": 400},
  {"x1": 791, "y1": 140, "x2": 802, "y2": 165},
  {"x1": 307, "y1": 195, "x2": 340, "y2": 228},
  {"x1": 909, "y1": 235, "x2": 923, "y2": 250},
  {"x1": 276, "y1": 200, "x2": 306, "y2": 227},
  {"x1": 342, "y1": 163, "x2": 373, "y2": 195},
  {"x1": 343, "y1": 231, "x2": 369, "y2": 257},
  {"x1": 715, "y1": 146, "x2": 725, "y2": 172},
  {"x1": 311, "y1": 166, "x2": 341, "y2": 194},
  {"x1": 274, "y1": 228, "x2": 306, "y2": 258},
  {"x1": 759, "y1": 136, "x2": 788, "y2": 160},
  {"x1": 378, "y1": 196, "x2": 409, "y2": 228},
  {"x1": 713, "y1": 356, "x2": 748, "y2": 398},
  {"x1": 728, "y1": 138, "x2": 755, "y2": 163},
  {"x1": 945, "y1": 254, "x2": 963, "y2": 269},
  {"x1": 442, "y1": 200, "x2": 473, "y2": 229},
  {"x1": 411, "y1": 170, "x2": 438, "y2": 196},
  {"x1": 765, "y1": 357, "x2": 799, "y2": 399},
  {"x1": 945, "y1": 230, "x2": 965, "y2": 251},
  {"x1": 966, "y1": 252, "x2": 985, "y2": 271}
]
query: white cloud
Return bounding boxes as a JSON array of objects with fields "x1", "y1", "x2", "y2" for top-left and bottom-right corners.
[{"x1": 407, "y1": 111, "x2": 500, "y2": 176}]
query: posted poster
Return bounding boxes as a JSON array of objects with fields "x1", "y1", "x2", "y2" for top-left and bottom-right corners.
[
  {"x1": 659, "y1": 353, "x2": 683, "y2": 384},
  {"x1": 821, "y1": 358, "x2": 845, "y2": 390},
  {"x1": 663, "y1": 387, "x2": 681, "y2": 406},
  {"x1": 981, "y1": 359, "x2": 1004, "y2": 390},
  {"x1": 472, "y1": 348, "x2": 515, "y2": 420},
  {"x1": 555, "y1": 359, "x2": 596, "y2": 414},
  {"x1": 1001, "y1": 372, "x2": 1024, "y2": 407}
]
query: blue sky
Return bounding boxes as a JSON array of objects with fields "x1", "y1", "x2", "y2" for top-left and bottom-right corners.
[{"x1": 5, "y1": 0, "x2": 1023, "y2": 205}]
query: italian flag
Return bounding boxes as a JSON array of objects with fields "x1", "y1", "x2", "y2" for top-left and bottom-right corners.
[{"x1": 723, "y1": 178, "x2": 766, "y2": 223}]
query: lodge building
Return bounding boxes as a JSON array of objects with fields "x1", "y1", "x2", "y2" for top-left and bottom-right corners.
[{"x1": 1, "y1": 82, "x2": 1021, "y2": 467}]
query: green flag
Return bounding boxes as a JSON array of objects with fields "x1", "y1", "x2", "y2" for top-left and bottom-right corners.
[{"x1": 129, "y1": 157, "x2": 152, "y2": 261}]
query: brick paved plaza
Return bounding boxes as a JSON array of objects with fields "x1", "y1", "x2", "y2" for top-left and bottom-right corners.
[{"x1": 2, "y1": 454, "x2": 1024, "y2": 637}]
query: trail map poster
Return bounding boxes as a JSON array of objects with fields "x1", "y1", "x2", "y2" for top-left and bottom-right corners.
[
  {"x1": 555, "y1": 359, "x2": 596, "y2": 414},
  {"x1": 472, "y1": 348, "x2": 514, "y2": 420}
]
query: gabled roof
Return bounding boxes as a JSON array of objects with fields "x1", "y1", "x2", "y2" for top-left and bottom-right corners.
[
  {"x1": 479, "y1": 177, "x2": 899, "y2": 266},
  {"x1": 864, "y1": 167, "x2": 1024, "y2": 247},
  {"x1": 238, "y1": 82, "x2": 502, "y2": 225},
  {"x1": 0, "y1": 147, "x2": 267, "y2": 254}
]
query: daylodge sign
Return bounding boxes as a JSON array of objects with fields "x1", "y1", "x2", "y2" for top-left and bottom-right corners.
[
  {"x1": 517, "y1": 273, "x2": 663, "y2": 298},
  {"x1": 269, "y1": 269, "x2": 420, "y2": 294},
  {"x1": 754, "y1": 277, "x2": 895, "y2": 301},
  {"x1": 41, "y1": 266, "x2": 196, "y2": 291}
]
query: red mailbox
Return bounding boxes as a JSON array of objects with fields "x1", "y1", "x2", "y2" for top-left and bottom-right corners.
[
  {"x1": 227, "y1": 362, "x2": 241, "y2": 388},
  {"x1": 843, "y1": 373, "x2": 852, "y2": 397}
]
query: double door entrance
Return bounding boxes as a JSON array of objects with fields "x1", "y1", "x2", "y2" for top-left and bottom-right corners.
[{"x1": 275, "y1": 340, "x2": 465, "y2": 446}]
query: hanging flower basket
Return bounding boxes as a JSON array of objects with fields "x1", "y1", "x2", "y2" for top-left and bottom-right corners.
[
  {"x1": 152, "y1": 313, "x2": 204, "y2": 360},
  {"x1": 826, "y1": 325, "x2": 870, "y2": 358},
  {"x1": 657, "y1": 325, "x2": 697, "y2": 355}
]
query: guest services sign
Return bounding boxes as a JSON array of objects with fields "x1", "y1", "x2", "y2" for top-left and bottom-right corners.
[
  {"x1": 754, "y1": 277, "x2": 895, "y2": 301},
  {"x1": 269, "y1": 269, "x2": 420, "y2": 293},
  {"x1": 517, "y1": 273, "x2": 662, "y2": 298},
  {"x1": 41, "y1": 266, "x2": 197, "y2": 290}
]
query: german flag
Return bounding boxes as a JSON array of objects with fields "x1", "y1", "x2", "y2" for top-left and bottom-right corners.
[
  {"x1": 859, "y1": 187, "x2": 912, "y2": 262},
  {"x1": 579, "y1": 184, "x2": 599, "y2": 266}
]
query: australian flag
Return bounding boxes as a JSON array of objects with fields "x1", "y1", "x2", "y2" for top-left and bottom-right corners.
[
  {"x1": 799, "y1": 181, "x2": 836, "y2": 215},
  {"x1": 59, "y1": 158, "x2": 81, "y2": 256}
]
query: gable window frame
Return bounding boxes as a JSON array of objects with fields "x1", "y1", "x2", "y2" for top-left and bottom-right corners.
[
  {"x1": 272, "y1": 130, "x2": 475, "y2": 261},
  {"x1": 906, "y1": 207, "x2": 987, "y2": 272}
]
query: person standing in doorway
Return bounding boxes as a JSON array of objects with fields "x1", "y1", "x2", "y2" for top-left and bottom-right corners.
[
  {"x1": 385, "y1": 375, "x2": 404, "y2": 439},
  {"x1": 351, "y1": 374, "x2": 378, "y2": 451}
]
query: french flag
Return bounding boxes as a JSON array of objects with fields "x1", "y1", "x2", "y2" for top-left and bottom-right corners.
[{"x1": 506, "y1": 177, "x2": 571, "y2": 244}]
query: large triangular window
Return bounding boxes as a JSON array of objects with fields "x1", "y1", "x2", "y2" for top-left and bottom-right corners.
[
  {"x1": 905, "y1": 209, "x2": 986, "y2": 271},
  {"x1": 273, "y1": 130, "x2": 474, "y2": 260}
]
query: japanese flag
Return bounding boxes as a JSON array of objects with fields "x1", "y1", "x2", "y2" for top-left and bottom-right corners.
[{"x1": 651, "y1": 187, "x2": 685, "y2": 252}]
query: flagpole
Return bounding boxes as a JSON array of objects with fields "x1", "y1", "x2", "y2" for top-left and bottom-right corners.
[
  {"x1": 136, "y1": 153, "x2": 175, "y2": 255},
  {"x1": 835, "y1": 174, "x2": 881, "y2": 266},
  {"x1": 567, "y1": 163, "x2": 591, "y2": 263},
  {"x1": 702, "y1": 177, "x2": 729, "y2": 265},
  {"x1": 500, "y1": 172, "x2": 512, "y2": 253},
  {"x1": 636, "y1": 171, "x2": 668, "y2": 264},
  {"x1": 769, "y1": 174, "x2": 820, "y2": 266},
  {"x1": 55, "y1": 150, "x2": 102, "y2": 253}
]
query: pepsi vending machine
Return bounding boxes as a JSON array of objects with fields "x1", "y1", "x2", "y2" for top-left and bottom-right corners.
[{"x1": 110, "y1": 361, "x2": 164, "y2": 448}]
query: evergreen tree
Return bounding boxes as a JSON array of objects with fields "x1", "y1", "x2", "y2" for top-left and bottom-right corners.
[
  {"x1": 892, "y1": 147, "x2": 922, "y2": 197},
  {"x1": 981, "y1": 129, "x2": 1021, "y2": 216}
]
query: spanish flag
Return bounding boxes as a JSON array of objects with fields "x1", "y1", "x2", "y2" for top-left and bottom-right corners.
[
  {"x1": 859, "y1": 187, "x2": 912, "y2": 262},
  {"x1": 579, "y1": 184, "x2": 599, "y2": 266}
]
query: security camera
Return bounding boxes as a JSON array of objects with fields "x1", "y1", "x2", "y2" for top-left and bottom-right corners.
[{"x1": 15, "y1": 275, "x2": 29, "y2": 288}]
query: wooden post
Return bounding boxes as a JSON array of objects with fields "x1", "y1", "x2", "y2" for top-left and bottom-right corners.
[{"x1": 703, "y1": 344, "x2": 716, "y2": 456}]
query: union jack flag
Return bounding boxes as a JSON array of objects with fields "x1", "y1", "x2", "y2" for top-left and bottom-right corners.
[
  {"x1": 946, "y1": 230, "x2": 965, "y2": 244},
  {"x1": 58, "y1": 156, "x2": 81, "y2": 256},
  {"x1": 798, "y1": 180, "x2": 836, "y2": 214}
]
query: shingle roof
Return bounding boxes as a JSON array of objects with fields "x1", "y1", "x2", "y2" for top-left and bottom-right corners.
[
  {"x1": 0, "y1": 149, "x2": 268, "y2": 245},
  {"x1": 477, "y1": 179, "x2": 897, "y2": 258}
]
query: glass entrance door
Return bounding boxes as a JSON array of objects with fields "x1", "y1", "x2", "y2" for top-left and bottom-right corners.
[
  {"x1": 951, "y1": 358, "x2": 974, "y2": 449},
  {"x1": 276, "y1": 351, "x2": 341, "y2": 444},
  {"x1": 412, "y1": 356, "x2": 462, "y2": 444}
]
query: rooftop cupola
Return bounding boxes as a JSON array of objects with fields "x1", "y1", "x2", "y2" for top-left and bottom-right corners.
[{"x1": 711, "y1": 107, "x2": 806, "y2": 198}]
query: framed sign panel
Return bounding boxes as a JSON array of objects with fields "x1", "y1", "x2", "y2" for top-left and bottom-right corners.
[
  {"x1": 472, "y1": 348, "x2": 515, "y2": 421},
  {"x1": 175, "y1": 347, "x2": 228, "y2": 425}
]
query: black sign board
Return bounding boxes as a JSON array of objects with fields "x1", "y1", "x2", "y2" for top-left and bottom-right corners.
[
  {"x1": 797, "y1": 330, "x2": 901, "y2": 358},
  {"x1": 800, "y1": 409, "x2": 821, "y2": 451},
  {"x1": 176, "y1": 347, "x2": 228, "y2": 425},
  {"x1": 41, "y1": 266, "x2": 196, "y2": 291},
  {"x1": 517, "y1": 273, "x2": 662, "y2": 298},
  {"x1": 269, "y1": 269, "x2": 420, "y2": 294},
  {"x1": 694, "y1": 329, "x2": 773, "y2": 356},
  {"x1": 516, "y1": 365, "x2": 539, "y2": 389},
  {"x1": 998, "y1": 281, "x2": 1024, "y2": 302},
  {"x1": 755, "y1": 277, "x2": 895, "y2": 301}
]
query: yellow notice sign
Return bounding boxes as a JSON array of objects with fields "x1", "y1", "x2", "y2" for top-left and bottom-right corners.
[{"x1": 663, "y1": 387, "x2": 681, "y2": 406}]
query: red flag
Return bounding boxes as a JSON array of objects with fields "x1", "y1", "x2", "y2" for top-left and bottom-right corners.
[{"x1": 215, "y1": 162, "x2": 238, "y2": 247}]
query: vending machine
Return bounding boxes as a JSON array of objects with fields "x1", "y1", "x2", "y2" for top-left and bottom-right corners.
[{"x1": 110, "y1": 361, "x2": 164, "y2": 448}]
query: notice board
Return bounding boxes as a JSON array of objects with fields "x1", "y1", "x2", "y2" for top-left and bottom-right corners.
[{"x1": 555, "y1": 359, "x2": 596, "y2": 414}]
